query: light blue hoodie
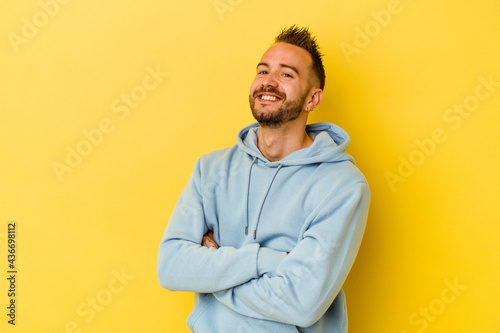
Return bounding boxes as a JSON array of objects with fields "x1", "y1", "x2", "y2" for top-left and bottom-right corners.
[{"x1": 157, "y1": 122, "x2": 370, "y2": 332}]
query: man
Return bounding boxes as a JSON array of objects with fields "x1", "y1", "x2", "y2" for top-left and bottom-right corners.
[{"x1": 157, "y1": 26, "x2": 370, "y2": 332}]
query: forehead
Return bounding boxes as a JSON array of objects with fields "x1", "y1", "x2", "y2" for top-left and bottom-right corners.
[{"x1": 259, "y1": 42, "x2": 313, "y2": 70}]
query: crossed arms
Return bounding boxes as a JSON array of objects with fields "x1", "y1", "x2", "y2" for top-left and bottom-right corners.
[{"x1": 157, "y1": 159, "x2": 370, "y2": 327}]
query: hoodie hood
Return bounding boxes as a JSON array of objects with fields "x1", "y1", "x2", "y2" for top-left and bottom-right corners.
[{"x1": 236, "y1": 122, "x2": 354, "y2": 166}]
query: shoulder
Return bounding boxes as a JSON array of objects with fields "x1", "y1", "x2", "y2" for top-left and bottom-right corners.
[
  {"x1": 317, "y1": 159, "x2": 368, "y2": 187},
  {"x1": 199, "y1": 145, "x2": 239, "y2": 164},
  {"x1": 196, "y1": 145, "x2": 243, "y2": 176},
  {"x1": 303, "y1": 160, "x2": 370, "y2": 208}
]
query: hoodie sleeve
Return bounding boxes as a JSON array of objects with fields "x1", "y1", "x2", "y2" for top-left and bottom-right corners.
[
  {"x1": 157, "y1": 158, "x2": 286, "y2": 293},
  {"x1": 213, "y1": 181, "x2": 370, "y2": 327}
]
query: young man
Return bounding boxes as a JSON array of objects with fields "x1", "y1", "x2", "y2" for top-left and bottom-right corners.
[{"x1": 157, "y1": 26, "x2": 370, "y2": 332}]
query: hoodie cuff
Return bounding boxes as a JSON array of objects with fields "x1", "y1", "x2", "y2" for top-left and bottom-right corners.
[{"x1": 257, "y1": 247, "x2": 287, "y2": 277}]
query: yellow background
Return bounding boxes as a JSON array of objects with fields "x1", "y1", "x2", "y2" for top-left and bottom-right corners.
[{"x1": 1, "y1": 0, "x2": 499, "y2": 332}]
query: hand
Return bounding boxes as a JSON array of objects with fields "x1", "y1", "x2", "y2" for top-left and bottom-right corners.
[{"x1": 201, "y1": 230, "x2": 219, "y2": 249}]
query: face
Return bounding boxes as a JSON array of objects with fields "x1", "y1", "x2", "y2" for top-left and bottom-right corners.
[{"x1": 249, "y1": 42, "x2": 317, "y2": 128}]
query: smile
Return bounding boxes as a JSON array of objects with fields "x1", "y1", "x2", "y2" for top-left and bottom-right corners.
[{"x1": 258, "y1": 94, "x2": 282, "y2": 102}]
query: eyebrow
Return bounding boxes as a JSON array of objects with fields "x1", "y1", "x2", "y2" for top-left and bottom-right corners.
[{"x1": 257, "y1": 62, "x2": 300, "y2": 76}]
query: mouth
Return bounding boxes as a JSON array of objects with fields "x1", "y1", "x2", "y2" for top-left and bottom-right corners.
[{"x1": 256, "y1": 93, "x2": 283, "y2": 102}]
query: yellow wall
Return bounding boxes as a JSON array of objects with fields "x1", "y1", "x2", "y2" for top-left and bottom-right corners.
[{"x1": 1, "y1": 0, "x2": 499, "y2": 332}]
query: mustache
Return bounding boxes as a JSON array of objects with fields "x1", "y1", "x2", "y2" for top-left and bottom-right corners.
[{"x1": 253, "y1": 87, "x2": 286, "y2": 99}]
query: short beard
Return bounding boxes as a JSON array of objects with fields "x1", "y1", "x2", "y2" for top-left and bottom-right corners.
[{"x1": 249, "y1": 89, "x2": 307, "y2": 128}]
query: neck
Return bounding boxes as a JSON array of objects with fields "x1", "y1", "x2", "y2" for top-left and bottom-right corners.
[{"x1": 257, "y1": 120, "x2": 313, "y2": 162}]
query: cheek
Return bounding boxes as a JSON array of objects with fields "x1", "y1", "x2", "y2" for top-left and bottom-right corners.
[
  {"x1": 250, "y1": 83, "x2": 259, "y2": 97},
  {"x1": 293, "y1": 83, "x2": 308, "y2": 99},
  {"x1": 284, "y1": 86, "x2": 298, "y2": 100},
  {"x1": 250, "y1": 80, "x2": 260, "y2": 95}
]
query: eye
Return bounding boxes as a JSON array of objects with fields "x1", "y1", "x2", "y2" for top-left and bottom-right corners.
[
  {"x1": 258, "y1": 70, "x2": 268, "y2": 75},
  {"x1": 282, "y1": 73, "x2": 293, "y2": 78}
]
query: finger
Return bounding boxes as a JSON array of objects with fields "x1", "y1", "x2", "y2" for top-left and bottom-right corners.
[{"x1": 202, "y1": 237, "x2": 215, "y2": 248}]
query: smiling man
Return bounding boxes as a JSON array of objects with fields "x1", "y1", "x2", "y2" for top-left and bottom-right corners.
[{"x1": 157, "y1": 26, "x2": 370, "y2": 332}]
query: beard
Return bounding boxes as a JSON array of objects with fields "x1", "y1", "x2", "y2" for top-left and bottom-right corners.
[{"x1": 249, "y1": 87, "x2": 307, "y2": 128}]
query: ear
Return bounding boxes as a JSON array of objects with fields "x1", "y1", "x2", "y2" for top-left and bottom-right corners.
[{"x1": 305, "y1": 88, "x2": 323, "y2": 112}]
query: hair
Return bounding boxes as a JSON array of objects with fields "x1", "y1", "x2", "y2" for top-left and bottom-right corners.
[{"x1": 274, "y1": 25, "x2": 326, "y2": 90}]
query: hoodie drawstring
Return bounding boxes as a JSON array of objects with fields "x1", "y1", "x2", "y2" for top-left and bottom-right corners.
[
  {"x1": 244, "y1": 157, "x2": 257, "y2": 236},
  {"x1": 246, "y1": 163, "x2": 283, "y2": 239}
]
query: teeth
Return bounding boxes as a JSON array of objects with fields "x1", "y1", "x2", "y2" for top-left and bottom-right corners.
[{"x1": 261, "y1": 95, "x2": 278, "y2": 101}]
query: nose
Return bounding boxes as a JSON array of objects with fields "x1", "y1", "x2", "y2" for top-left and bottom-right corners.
[{"x1": 261, "y1": 71, "x2": 278, "y2": 88}]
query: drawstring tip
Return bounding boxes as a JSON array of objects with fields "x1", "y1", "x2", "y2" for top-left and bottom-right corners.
[
  {"x1": 253, "y1": 230, "x2": 256, "y2": 239},
  {"x1": 245, "y1": 226, "x2": 248, "y2": 235}
]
